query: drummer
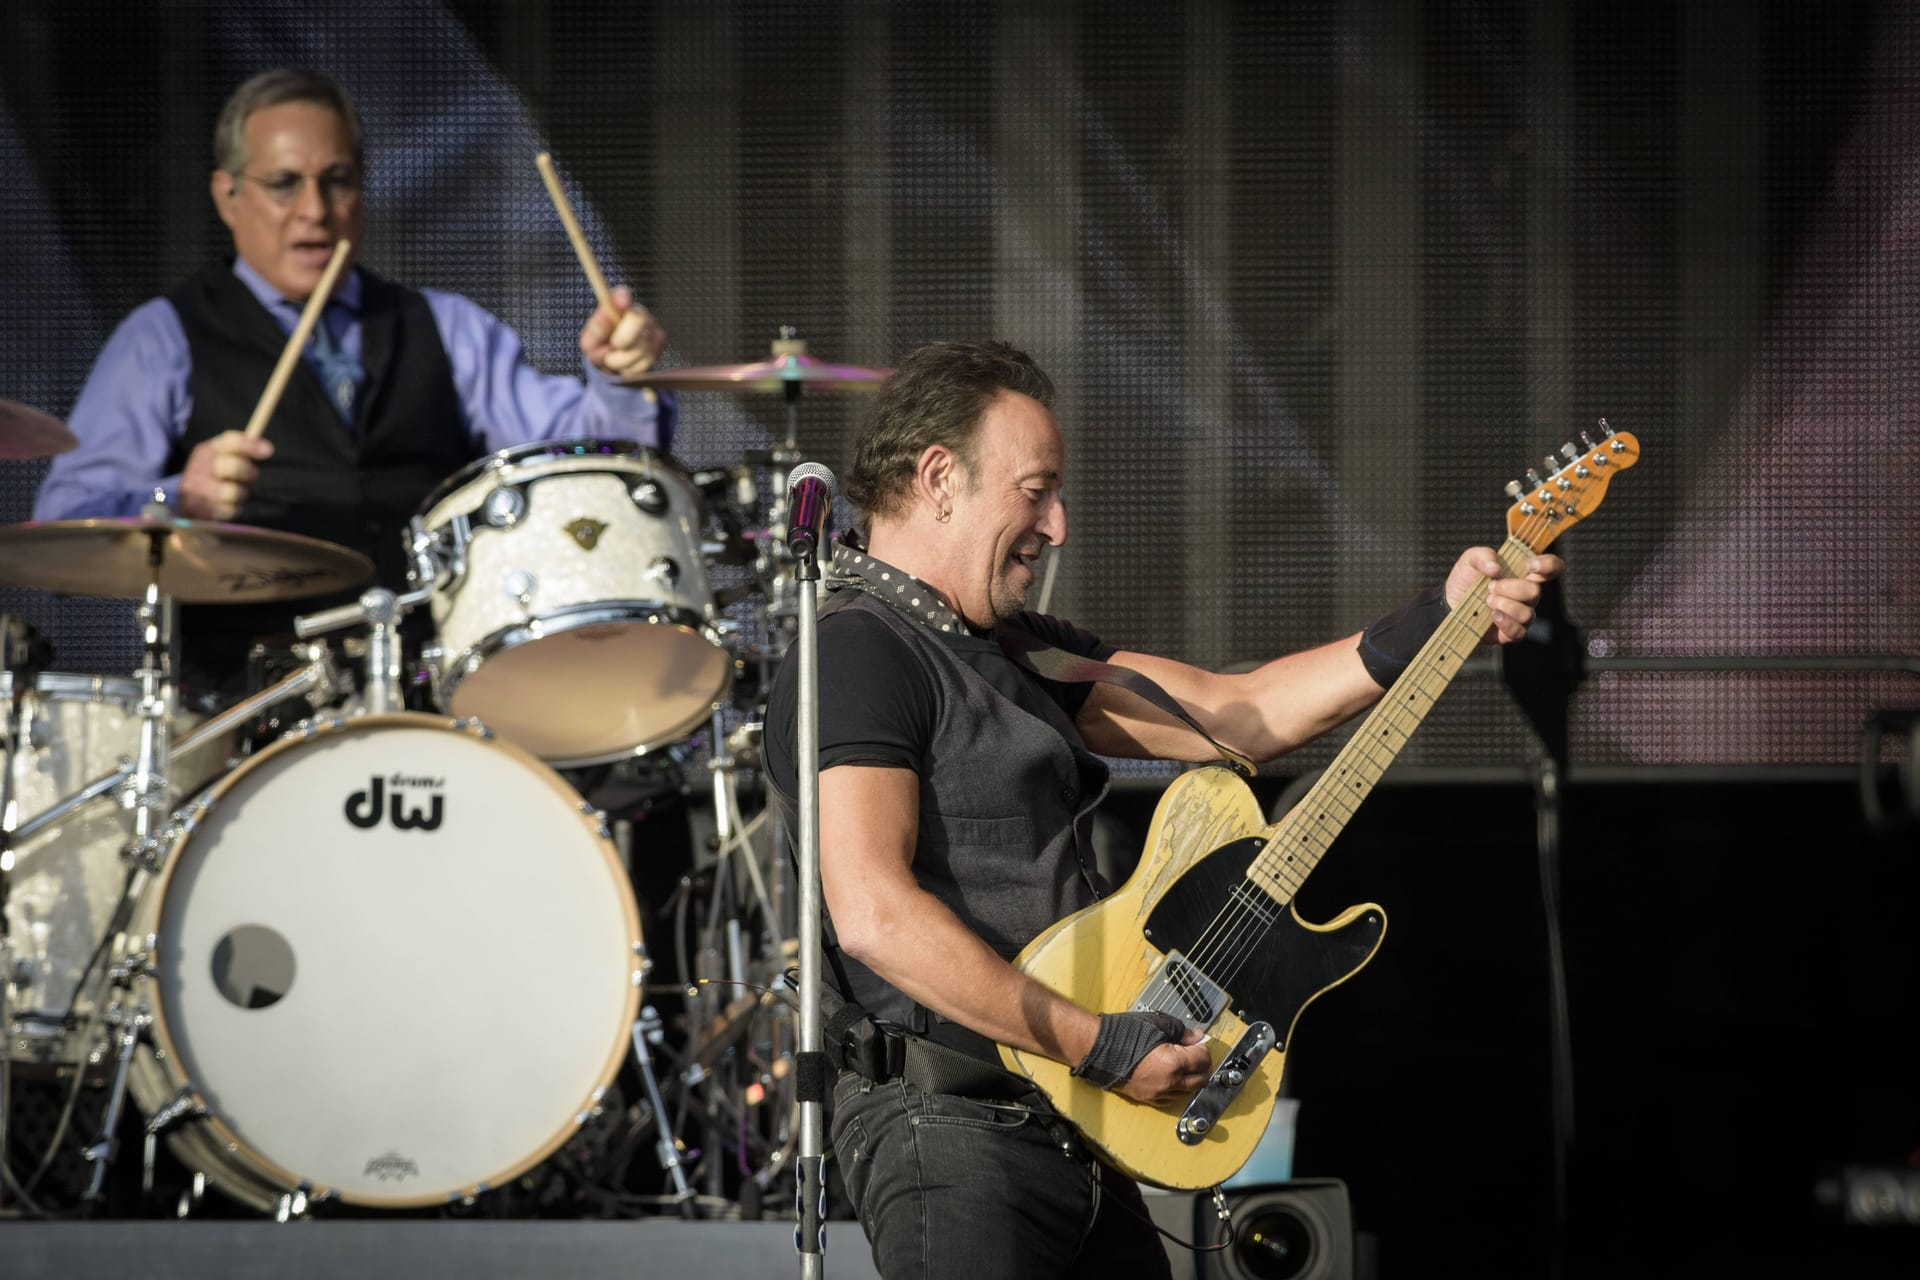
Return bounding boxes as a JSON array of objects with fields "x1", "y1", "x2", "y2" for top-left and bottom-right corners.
[{"x1": 33, "y1": 68, "x2": 671, "y2": 690}]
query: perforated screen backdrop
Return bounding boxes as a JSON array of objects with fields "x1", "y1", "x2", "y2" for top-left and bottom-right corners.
[{"x1": 1, "y1": 1, "x2": 1914, "y2": 769}]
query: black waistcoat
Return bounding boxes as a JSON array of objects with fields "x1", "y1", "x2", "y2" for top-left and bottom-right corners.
[{"x1": 165, "y1": 260, "x2": 468, "y2": 689}]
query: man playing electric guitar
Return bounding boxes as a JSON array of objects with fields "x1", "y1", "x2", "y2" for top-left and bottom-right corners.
[{"x1": 764, "y1": 340, "x2": 1562, "y2": 1280}]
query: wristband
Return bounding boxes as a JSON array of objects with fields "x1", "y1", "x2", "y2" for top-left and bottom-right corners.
[
  {"x1": 1070, "y1": 1011, "x2": 1188, "y2": 1090},
  {"x1": 1357, "y1": 583, "x2": 1449, "y2": 688}
]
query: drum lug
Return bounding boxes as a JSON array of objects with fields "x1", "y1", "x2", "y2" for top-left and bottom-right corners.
[
  {"x1": 502, "y1": 569, "x2": 537, "y2": 610},
  {"x1": 578, "y1": 802, "x2": 612, "y2": 840},
  {"x1": 479, "y1": 484, "x2": 527, "y2": 529},
  {"x1": 454, "y1": 717, "x2": 495, "y2": 741},
  {"x1": 645, "y1": 556, "x2": 680, "y2": 587},
  {"x1": 630, "y1": 480, "x2": 669, "y2": 516}
]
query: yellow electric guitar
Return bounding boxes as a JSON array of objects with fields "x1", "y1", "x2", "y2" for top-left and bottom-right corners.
[{"x1": 1000, "y1": 428, "x2": 1641, "y2": 1190}]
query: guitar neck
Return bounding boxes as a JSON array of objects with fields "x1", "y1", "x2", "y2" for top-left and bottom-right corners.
[{"x1": 1246, "y1": 535, "x2": 1538, "y2": 903}]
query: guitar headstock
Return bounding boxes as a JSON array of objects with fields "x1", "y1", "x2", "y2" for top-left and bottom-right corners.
[{"x1": 1505, "y1": 421, "x2": 1641, "y2": 551}]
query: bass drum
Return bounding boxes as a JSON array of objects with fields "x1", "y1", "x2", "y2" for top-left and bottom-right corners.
[{"x1": 127, "y1": 714, "x2": 643, "y2": 1212}]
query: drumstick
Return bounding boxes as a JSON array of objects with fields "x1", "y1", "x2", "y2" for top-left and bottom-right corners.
[
  {"x1": 535, "y1": 152, "x2": 614, "y2": 313},
  {"x1": 537, "y1": 152, "x2": 655, "y2": 398},
  {"x1": 242, "y1": 239, "x2": 353, "y2": 440}
]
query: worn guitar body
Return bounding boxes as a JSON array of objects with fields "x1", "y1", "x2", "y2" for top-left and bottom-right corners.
[{"x1": 1000, "y1": 766, "x2": 1385, "y2": 1190}]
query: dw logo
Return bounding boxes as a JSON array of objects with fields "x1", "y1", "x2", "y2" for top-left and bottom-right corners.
[{"x1": 345, "y1": 775, "x2": 446, "y2": 832}]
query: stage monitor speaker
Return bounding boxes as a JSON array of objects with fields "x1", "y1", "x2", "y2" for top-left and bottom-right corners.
[{"x1": 1146, "y1": 1178, "x2": 1355, "y2": 1280}]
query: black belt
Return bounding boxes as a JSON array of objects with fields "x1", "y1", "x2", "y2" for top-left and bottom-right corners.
[{"x1": 828, "y1": 1005, "x2": 1042, "y2": 1105}]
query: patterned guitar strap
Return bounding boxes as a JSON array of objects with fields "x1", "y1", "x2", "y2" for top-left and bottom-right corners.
[{"x1": 826, "y1": 537, "x2": 1255, "y2": 779}]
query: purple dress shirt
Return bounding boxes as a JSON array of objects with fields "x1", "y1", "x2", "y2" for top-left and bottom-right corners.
[{"x1": 34, "y1": 258, "x2": 677, "y2": 520}]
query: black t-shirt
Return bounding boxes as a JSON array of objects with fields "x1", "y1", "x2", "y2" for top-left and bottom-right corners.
[{"x1": 763, "y1": 602, "x2": 1117, "y2": 807}]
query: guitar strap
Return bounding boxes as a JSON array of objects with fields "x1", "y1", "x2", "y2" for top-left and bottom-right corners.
[
  {"x1": 825, "y1": 533, "x2": 1255, "y2": 779},
  {"x1": 990, "y1": 625, "x2": 1256, "y2": 779}
]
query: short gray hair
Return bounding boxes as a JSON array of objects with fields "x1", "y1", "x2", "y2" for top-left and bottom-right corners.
[{"x1": 213, "y1": 69, "x2": 364, "y2": 174}]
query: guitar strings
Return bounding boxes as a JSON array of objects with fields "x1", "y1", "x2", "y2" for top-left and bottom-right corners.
[{"x1": 1140, "y1": 522, "x2": 1550, "y2": 1024}]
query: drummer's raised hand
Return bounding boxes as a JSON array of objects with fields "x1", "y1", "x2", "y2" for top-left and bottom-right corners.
[
  {"x1": 180, "y1": 431, "x2": 275, "y2": 521},
  {"x1": 580, "y1": 285, "x2": 666, "y2": 379}
]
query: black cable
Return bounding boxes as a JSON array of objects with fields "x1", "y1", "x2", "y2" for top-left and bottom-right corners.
[{"x1": 1107, "y1": 1179, "x2": 1238, "y2": 1260}]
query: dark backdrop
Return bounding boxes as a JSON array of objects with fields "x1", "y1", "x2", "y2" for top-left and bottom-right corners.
[{"x1": 2, "y1": 3, "x2": 1917, "y2": 1274}]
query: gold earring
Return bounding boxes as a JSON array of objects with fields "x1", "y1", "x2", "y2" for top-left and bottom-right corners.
[{"x1": 935, "y1": 507, "x2": 951, "y2": 523}]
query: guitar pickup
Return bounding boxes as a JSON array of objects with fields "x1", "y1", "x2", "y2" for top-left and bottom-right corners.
[
  {"x1": 1175, "y1": 1021, "x2": 1276, "y2": 1146},
  {"x1": 1133, "y1": 951, "x2": 1229, "y2": 1030}
]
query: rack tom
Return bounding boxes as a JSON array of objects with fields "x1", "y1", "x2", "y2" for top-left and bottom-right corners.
[{"x1": 414, "y1": 440, "x2": 730, "y2": 766}]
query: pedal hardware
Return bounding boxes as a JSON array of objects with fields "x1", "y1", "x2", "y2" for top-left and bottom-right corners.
[{"x1": 1174, "y1": 1021, "x2": 1277, "y2": 1145}]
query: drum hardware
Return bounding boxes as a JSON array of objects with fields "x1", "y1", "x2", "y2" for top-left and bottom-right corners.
[
  {"x1": 3, "y1": 645, "x2": 340, "y2": 854},
  {"x1": 295, "y1": 585, "x2": 429, "y2": 715},
  {"x1": 80, "y1": 958, "x2": 152, "y2": 1205},
  {"x1": 628, "y1": 1006, "x2": 694, "y2": 1210},
  {"x1": 139, "y1": 1084, "x2": 205, "y2": 1199},
  {"x1": 0, "y1": 616, "x2": 37, "y2": 1213}
]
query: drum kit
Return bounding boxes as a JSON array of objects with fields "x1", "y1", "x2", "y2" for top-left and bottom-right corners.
[{"x1": 0, "y1": 333, "x2": 887, "y2": 1221}]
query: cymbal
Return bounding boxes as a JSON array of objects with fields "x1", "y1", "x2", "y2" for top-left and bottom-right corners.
[
  {"x1": 631, "y1": 352, "x2": 892, "y2": 392},
  {"x1": 0, "y1": 518, "x2": 374, "y2": 603},
  {"x1": 0, "y1": 401, "x2": 77, "y2": 459}
]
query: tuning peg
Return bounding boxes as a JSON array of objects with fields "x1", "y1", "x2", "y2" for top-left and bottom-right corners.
[
  {"x1": 1505, "y1": 479, "x2": 1524, "y2": 499},
  {"x1": 1561, "y1": 442, "x2": 1578, "y2": 461},
  {"x1": 1579, "y1": 431, "x2": 1595, "y2": 449},
  {"x1": 1542, "y1": 454, "x2": 1560, "y2": 475},
  {"x1": 1597, "y1": 416, "x2": 1613, "y2": 437},
  {"x1": 1526, "y1": 468, "x2": 1543, "y2": 488}
]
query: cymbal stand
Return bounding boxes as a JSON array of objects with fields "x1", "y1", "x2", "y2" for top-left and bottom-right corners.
[
  {"x1": 82, "y1": 509, "x2": 180, "y2": 1204},
  {"x1": 4, "y1": 649, "x2": 341, "y2": 853},
  {"x1": 0, "y1": 621, "x2": 24, "y2": 1211}
]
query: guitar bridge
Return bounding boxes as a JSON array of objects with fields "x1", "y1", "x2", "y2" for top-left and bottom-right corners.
[{"x1": 1175, "y1": 1021, "x2": 1276, "y2": 1146}]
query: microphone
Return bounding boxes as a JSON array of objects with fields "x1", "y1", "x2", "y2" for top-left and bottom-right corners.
[{"x1": 785, "y1": 461, "x2": 836, "y2": 561}]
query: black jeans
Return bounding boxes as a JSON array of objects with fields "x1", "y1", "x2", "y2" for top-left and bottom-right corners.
[{"x1": 831, "y1": 1071, "x2": 1174, "y2": 1280}]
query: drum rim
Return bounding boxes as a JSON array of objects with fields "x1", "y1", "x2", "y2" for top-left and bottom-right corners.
[
  {"x1": 416, "y1": 436, "x2": 696, "y2": 522},
  {"x1": 434, "y1": 603, "x2": 733, "y2": 765},
  {"x1": 130, "y1": 711, "x2": 644, "y2": 1210}
]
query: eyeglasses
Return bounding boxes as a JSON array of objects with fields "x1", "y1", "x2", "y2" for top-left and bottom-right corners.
[{"x1": 230, "y1": 167, "x2": 363, "y2": 207}]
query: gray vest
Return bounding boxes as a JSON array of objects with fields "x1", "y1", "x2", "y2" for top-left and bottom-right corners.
[{"x1": 816, "y1": 589, "x2": 1113, "y2": 1032}]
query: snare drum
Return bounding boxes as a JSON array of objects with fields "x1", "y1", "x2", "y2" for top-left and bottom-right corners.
[
  {"x1": 416, "y1": 440, "x2": 732, "y2": 766},
  {"x1": 1, "y1": 672, "x2": 230, "y2": 1063},
  {"x1": 126, "y1": 714, "x2": 643, "y2": 1211}
]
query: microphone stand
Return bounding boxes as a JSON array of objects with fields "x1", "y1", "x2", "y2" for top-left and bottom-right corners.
[{"x1": 790, "y1": 526, "x2": 827, "y2": 1279}]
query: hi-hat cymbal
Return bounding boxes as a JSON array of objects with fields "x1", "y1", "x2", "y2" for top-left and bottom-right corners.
[
  {"x1": 631, "y1": 352, "x2": 892, "y2": 392},
  {"x1": 0, "y1": 518, "x2": 374, "y2": 603},
  {"x1": 0, "y1": 401, "x2": 78, "y2": 459}
]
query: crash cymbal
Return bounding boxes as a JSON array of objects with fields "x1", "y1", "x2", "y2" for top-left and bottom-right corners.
[
  {"x1": 631, "y1": 352, "x2": 892, "y2": 392},
  {"x1": 0, "y1": 401, "x2": 78, "y2": 459},
  {"x1": 0, "y1": 518, "x2": 374, "y2": 603},
  {"x1": 632, "y1": 328, "x2": 890, "y2": 392}
]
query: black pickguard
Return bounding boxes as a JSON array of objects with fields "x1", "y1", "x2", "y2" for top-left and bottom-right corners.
[{"x1": 1140, "y1": 836, "x2": 1383, "y2": 1047}]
